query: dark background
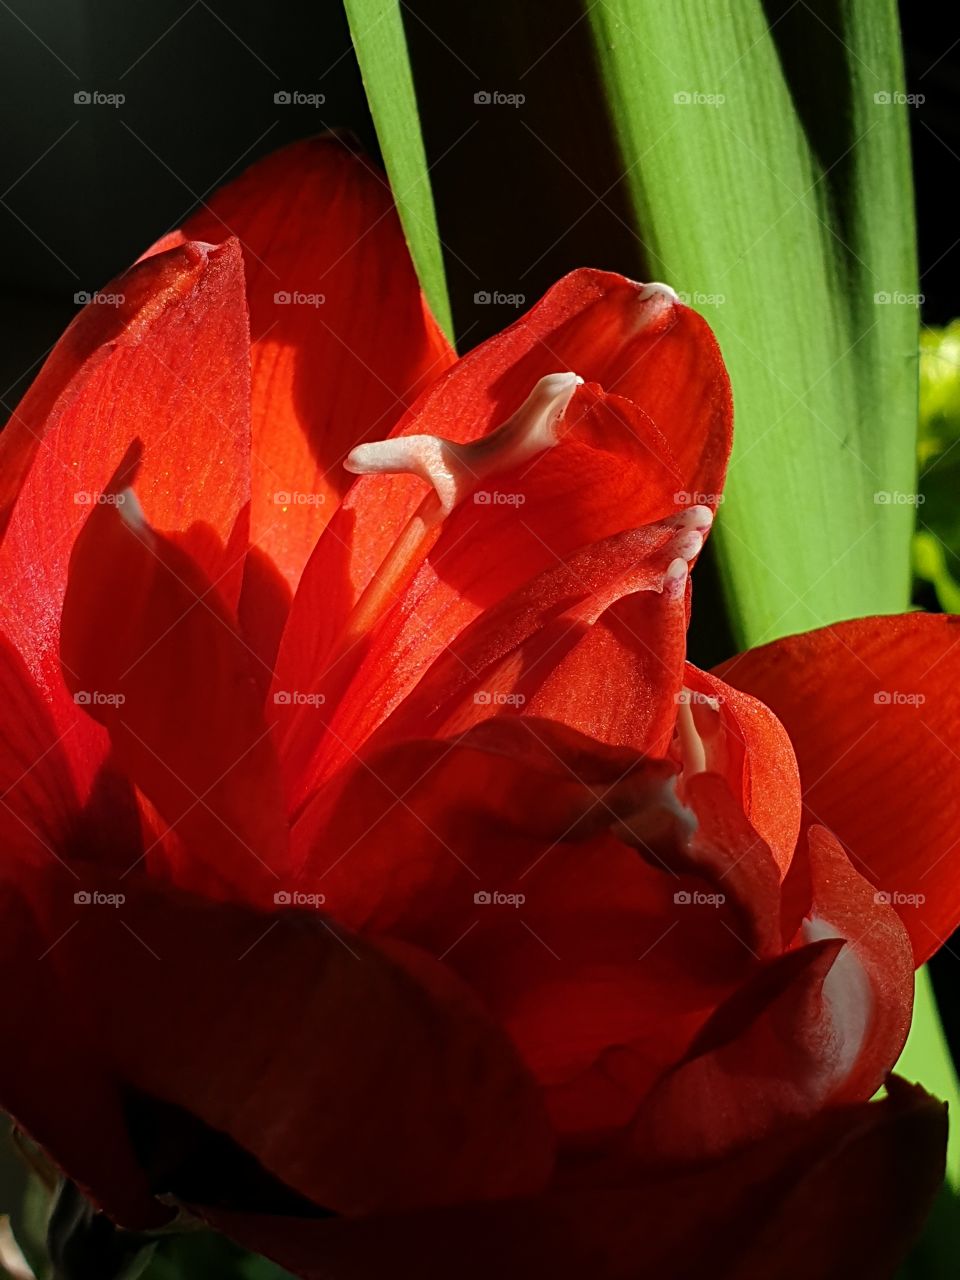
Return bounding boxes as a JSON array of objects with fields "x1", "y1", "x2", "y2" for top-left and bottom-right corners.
[{"x1": 1, "y1": 2, "x2": 957, "y2": 394}]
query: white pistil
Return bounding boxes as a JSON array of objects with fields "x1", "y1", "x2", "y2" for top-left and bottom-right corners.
[
  {"x1": 676, "y1": 693, "x2": 708, "y2": 777},
  {"x1": 340, "y1": 372, "x2": 582, "y2": 640},
  {"x1": 345, "y1": 371, "x2": 583, "y2": 515}
]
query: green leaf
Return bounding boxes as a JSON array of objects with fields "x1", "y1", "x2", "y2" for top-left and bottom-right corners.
[
  {"x1": 914, "y1": 531, "x2": 960, "y2": 614},
  {"x1": 344, "y1": 0, "x2": 454, "y2": 342},
  {"x1": 915, "y1": 321, "x2": 960, "y2": 609},
  {"x1": 585, "y1": 0, "x2": 918, "y2": 646},
  {"x1": 898, "y1": 970, "x2": 960, "y2": 1188}
]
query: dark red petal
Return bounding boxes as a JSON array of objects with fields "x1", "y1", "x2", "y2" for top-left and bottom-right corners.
[
  {"x1": 2, "y1": 863, "x2": 554, "y2": 1224},
  {"x1": 148, "y1": 135, "x2": 455, "y2": 594},
  {"x1": 0, "y1": 875, "x2": 167, "y2": 1231},
  {"x1": 671, "y1": 772, "x2": 782, "y2": 958},
  {"x1": 0, "y1": 634, "x2": 79, "y2": 863},
  {"x1": 629, "y1": 828, "x2": 913, "y2": 1164},
  {"x1": 292, "y1": 720, "x2": 756, "y2": 1143},
  {"x1": 0, "y1": 240, "x2": 252, "y2": 799},
  {"x1": 59, "y1": 476, "x2": 286, "y2": 899},
  {"x1": 199, "y1": 1083, "x2": 945, "y2": 1280},
  {"x1": 713, "y1": 614, "x2": 960, "y2": 963}
]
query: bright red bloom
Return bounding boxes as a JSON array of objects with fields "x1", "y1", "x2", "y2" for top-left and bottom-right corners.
[{"x1": 0, "y1": 137, "x2": 953, "y2": 1276}]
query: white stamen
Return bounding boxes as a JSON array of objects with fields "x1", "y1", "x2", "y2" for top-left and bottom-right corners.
[
  {"x1": 676, "y1": 504, "x2": 714, "y2": 532},
  {"x1": 801, "y1": 916, "x2": 873, "y2": 1086},
  {"x1": 345, "y1": 371, "x2": 583, "y2": 515},
  {"x1": 117, "y1": 488, "x2": 146, "y2": 530},
  {"x1": 673, "y1": 529, "x2": 705, "y2": 561},
  {"x1": 676, "y1": 695, "x2": 708, "y2": 777},
  {"x1": 663, "y1": 557, "x2": 689, "y2": 599},
  {"x1": 638, "y1": 281, "x2": 680, "y2": 304}
]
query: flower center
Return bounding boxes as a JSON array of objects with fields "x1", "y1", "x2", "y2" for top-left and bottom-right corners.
[{"x1": 340, "y1": 372, "x2": 582, "y2": 638}]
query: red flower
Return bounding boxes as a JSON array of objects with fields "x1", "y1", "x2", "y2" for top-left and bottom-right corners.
[{"x1": 0, "y1": 137, "x2": 952, "y2": 1277}]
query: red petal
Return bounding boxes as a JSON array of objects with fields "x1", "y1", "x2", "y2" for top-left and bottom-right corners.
[
  {"x1": 148, "y1": 136, "x2": 455, "y2": 595},
  {"x1": 0, "y1": 241, "x2": 252, "y2": 802},
  {"x1": 683, "y1": 664, "x2": 801, "y2": 878},
  {"x1": 59, "y1": 473, "x2": 286, "y2": 898},
  {"x1": 794, "y1": 825, "x2": 914, "y2": 1103},
  {"x1": 2, "y1": 862, "x2": 554, "y2": 1224},
  {"x1": 199, "y1": 1083, "x2": 945, "y2": 1280},
  {"x1": 279, "y1": 517, "x2": 696, "y2": 802},
  {"x1": 714, "y1": 614, "x2": 960, "y2": 963}
]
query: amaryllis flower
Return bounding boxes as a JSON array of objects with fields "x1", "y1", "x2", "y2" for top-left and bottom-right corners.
[{"x1": 0, "y1": 137, "x2": 954, "y2": 1278}]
